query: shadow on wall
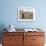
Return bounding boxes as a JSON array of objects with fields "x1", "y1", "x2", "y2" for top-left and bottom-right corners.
[{"x1": 0, "y1": 24, "x2": 7, "y2": 43}]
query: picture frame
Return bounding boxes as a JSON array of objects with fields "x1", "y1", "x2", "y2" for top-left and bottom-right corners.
[{"x1": 17, "y1": 7, "x2": 35, "y2": 21}]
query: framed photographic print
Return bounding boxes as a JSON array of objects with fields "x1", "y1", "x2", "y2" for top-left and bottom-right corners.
[{"x1": 17, "y1": 7, "x2": 35, "y2": 21}]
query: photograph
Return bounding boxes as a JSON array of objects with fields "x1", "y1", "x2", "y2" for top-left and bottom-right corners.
[{"x1": 18, "y1": 7, "x2": 35, "y2": 21}]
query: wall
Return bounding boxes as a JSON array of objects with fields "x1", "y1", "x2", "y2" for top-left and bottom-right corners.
[{"x1": 0, "y1": 0, "x2": 46, "y2": 30}]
